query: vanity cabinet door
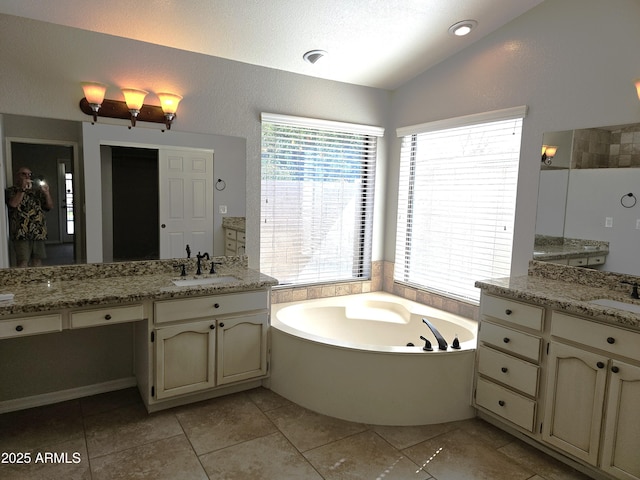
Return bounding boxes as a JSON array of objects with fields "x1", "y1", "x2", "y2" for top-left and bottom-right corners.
[
  {"x1": 155, "y1": 319, "x2": 216, "y2": 400},
  {"x1": 216, "y1": 312, "x2": 268, "y2": 385},
  {"x1": 601, "y1": 360, "x2": 640, "y2": 480},
  {"x1": 542, "y1": 342, "x2": 607, "y2": 466}
]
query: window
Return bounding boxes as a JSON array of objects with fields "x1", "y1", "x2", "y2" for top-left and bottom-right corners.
[
  {"x1": 260, "y1": 113, "x2": 383, "y2": 286},
  {"x1": 394, "y1": 106, "x2": 527, "y2": 303}
]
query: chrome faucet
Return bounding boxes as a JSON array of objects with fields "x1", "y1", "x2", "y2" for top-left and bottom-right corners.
[{"x1": 196, "y1": 252, "x2": 210, "y2": 275}]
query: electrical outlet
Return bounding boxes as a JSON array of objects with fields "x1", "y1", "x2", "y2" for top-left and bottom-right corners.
[
  {"x1": 219, "y1": 205, "x2": 227, "y2": 214},
  {"x1": 605, "y1": 217, "x2": 613, "y2": 228},
  {"x1": 636, "y1": 219, "x2": 640, "y2": 230}
]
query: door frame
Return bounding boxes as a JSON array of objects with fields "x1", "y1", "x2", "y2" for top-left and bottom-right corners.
[{"x1": 4, "y1": 137, "x2": 81, "y2": 264}]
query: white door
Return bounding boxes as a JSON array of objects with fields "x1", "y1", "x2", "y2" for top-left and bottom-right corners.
[{"x1": 159, "y1": 148, "x2": 214, "y2": 259}]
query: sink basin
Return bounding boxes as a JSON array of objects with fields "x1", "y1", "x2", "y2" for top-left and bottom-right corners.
[
  {"x1": 171, "y1": 276, "x2": 237, "y2": 287},
  {"x1": 589, "y1": 298, "x2": 640, "y2": 314}
]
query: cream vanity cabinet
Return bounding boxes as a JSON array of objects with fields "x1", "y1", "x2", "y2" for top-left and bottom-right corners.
[
  {"x1": 543, "y1": 312, "x2": 640, "y2": 480},
  {"x1": 152, "y1": 289, "x2": 269, "y2": 401},
  {"x1": 474, "y1": 293, "x2": 544, "y2": 433},
  {"x1": 224, "y1": 227, "x2": 246, "y2": 256},
  {"x1": 0, "y1": 313, "x2": 63, "y2": 339}
]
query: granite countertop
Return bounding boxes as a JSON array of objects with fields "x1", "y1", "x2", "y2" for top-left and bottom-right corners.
[
  {"x1": 0, "y1": 257, "x2": 278, "y2": 316},
  {"x1": 476, "y1": 262, "x2": 640, "y2": 330},
  {"x1": 532, "y1": 244, "x2": 609, "y2": 262},
  {"x1": 222, "y1": 216, "x2": 246, "y2": 232}
]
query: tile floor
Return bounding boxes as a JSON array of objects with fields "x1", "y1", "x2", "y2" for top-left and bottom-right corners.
[{"x1": 0, "y1": 387, "x2": 594, "y2": 480}]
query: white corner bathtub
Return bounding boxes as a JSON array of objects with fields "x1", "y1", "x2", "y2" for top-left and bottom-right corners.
[{"x1": 269, "y1": 292, "x2": 478, "y2": 426}]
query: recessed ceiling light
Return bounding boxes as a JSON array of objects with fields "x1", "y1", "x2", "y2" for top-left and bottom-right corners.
[
  {"x1": 448, "y1": 20, "x2": 478, "y2": 37},
  {"x1": 303, "y1": 50, "x2": 328, "y2": 65}
]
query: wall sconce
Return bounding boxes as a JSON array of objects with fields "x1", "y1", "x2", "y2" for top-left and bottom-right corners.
[
  {"x1": 80, "y1": 82, "x2": 108, "y2": 123},
  {"x1": 121, "y1": 88, "x2": 148, "y2": 128},
  {"x1": 541, "y1": 145, "x2": 558, "y2": 165},
  {"x1": 156, "y1": 92, "x2": 183, "y2": 130},
  {"x1": 79, "y1": 83, "x2": 183, "y2": 130},
  {"x1": 635, "y1": 78, "x2": 640, "y2": 101}
]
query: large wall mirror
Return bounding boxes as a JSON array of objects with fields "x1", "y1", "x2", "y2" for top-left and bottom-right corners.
[
  {"x1": 535, "y1": 122, "x2": 640, "y2": 275},
  {"x1": 1, "y1": 113, "x2": 247, "y2": 268}
]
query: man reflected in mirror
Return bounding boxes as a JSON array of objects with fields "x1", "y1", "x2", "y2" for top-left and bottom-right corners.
[{"x1": 5, "y1": 167, "x2": 54, "y2": 267}]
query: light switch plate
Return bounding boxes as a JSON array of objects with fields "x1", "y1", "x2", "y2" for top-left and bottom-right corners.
[
  {"x1": 605, "y1": 217, "x2": 613, "y2": 228},
  {"x1": 219, "y1": 205, "x2": 227, "y2": 214}
]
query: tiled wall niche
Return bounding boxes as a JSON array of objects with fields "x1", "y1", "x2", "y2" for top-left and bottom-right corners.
[
  {"x1": 572, "y1": 125, "x2": 640, "y2": 168},
  {"x1": 270, "y1": 260, "x2": 480, "y2": 321}
]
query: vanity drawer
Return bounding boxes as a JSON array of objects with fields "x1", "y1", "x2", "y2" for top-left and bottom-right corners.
[
  {"x1": 70, "y1": 304, "x2": 145, "y2": 328},
  {"x1": 237, "y1": 232, "x2": 246, "y2": 243},
  {"x1": 225, "y1": 229, "x2": 237, "y2": 240},
  {"x1": 475, "y1": 377, "x2": 536, "y2": 432},
  {"x1": 225, "y1": 239, "x2": 237, "y2": 251},
  {"x1": 479, "y1": 321, "x2": 542, "y2": 362},
  {"x1": 155, "y1": 290, "x2": 268, "y2": 324},
  {"x1": 587, "y1": 255, "x2": 606, "y2": 266},
  {"x1": 480, "y1": 294, "x2": 543, "y2": 331},
  {"x1": 0, "y1": 314, "x2": 62, "y2": 339},
  {"x1": 551, "y1": 312, "x2": 640, "y2": 362},
  {"x1": 477, "y1": 346, "x2": 539, "y2": 397},
  {"x1": 568, "y1": 257, "x2": 588, "y2": 267}
]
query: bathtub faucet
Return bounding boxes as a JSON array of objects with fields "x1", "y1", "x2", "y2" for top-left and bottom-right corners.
[{"x1": 422, "y1": 318, "x2": 448, "y2": 351}]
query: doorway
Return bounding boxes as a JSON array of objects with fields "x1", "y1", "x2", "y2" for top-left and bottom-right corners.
[
  {"x1": 8, "y1": 141, "x2": 76, "y2": 266},
  {"x1": 111, "y1": 147, "x2": 159, "y2": 261}
]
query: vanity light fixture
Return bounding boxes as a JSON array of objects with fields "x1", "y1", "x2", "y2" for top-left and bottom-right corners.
[
  {"x1": 121, "y1": 88, "x2": 148, "y2": 128},
  {"x1": 80, "y1": 82, "x2": 108, "y2": 123},
  {"x1": 79, "y1": 82, "x2": 183, "y2": 131},
  {"x1": 541, "y1": 145, "x2": 558, "y2": 165},
  {"x1": 156, "y1": 92, "x2": 183, "y2": 130},
  {"x1": 448, "y1": 20, "x2": 478, "y2": 37}
]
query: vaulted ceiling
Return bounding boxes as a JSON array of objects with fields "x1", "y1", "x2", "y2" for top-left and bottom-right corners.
[{"x1": 0, "y1": 0, "x2": 543, "y2": 90}]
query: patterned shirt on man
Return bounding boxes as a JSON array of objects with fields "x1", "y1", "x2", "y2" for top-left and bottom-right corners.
[{"x1": 5, "y1": 186, "x2": 49, "y2": 240}]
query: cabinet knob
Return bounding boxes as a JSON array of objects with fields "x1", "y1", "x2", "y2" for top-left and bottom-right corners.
[
  {"x1": 104, "y1": 314, "x2": 112, "y2": 320},
  {"x1": 501, "y1": 367, "x2": 508, "y2": 373},
  {"x1": 15, "y1": 325, "x2": 23, "y2": 332},
  {"x1": 210, "y1": 324, "x2": 215, "y2": 330},
  {"x1": 214, "y1": 303, "x2": 220, "y2": 309},
  {"x1": 612, "y1": 366, "x2": 620, "y2": 373},
  {"x1": 498, "y1": 400, "x2": 506, "y2": 407},
  {"x1": 505, "y1": 309, "x2": 512, "y2": 315},
  {"x1": 503, "y1": 337, "x2": 510, "y2": 343},
  {"x1": 606, "y1": 337, "x2": 615, "y2": 344},
  {"x1": 219, "y1": 322, "x2": 225, "y2": 328},
  {"x1": 597, "y1": 361, "x2": 605, "y2": 369}
]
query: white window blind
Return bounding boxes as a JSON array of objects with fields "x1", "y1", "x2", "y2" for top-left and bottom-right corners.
[
  {"x1": 394, "y1": 108, "x2": 525, "y2": 303},
  {"x1": 261, "y1": 113, "x2": 382, "y2": 286}
]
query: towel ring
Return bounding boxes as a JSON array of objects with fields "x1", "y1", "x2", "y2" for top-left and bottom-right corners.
[
  {"x1": 621, "y1": 192, "x2": 636, "y2": 208},
  {"x1": 215, "y1": 179, "x2": 226, "y2": 191}
]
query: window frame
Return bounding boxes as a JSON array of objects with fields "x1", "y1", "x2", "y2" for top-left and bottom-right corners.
[
  {"x1": 260, "y1": 113, "x2": 384, "y2": 287},
  {"x1": 394, "y1": 106, "x2": 527, "y2": 303}
]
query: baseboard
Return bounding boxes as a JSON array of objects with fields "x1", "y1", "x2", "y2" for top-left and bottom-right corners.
[{"x1": 0, "y1": 377, "x2": 137, "y2": 414}]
